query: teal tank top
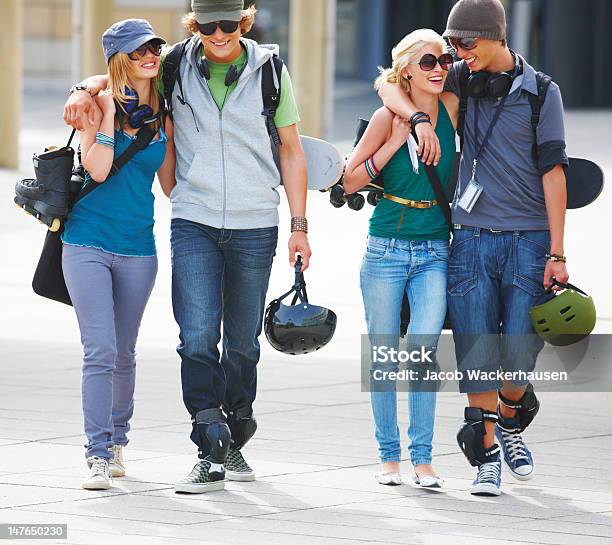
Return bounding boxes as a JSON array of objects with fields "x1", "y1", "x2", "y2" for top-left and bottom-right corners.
[
  {"x1": 62, "y1": 128, "x2": 167, "y2": 256},
  {"x1": 369, "y1": 101, "x2": 455, "y2": 241}
]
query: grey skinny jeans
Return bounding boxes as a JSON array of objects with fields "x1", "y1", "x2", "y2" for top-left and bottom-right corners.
[{"x1": 62, "y1": 244, "x2": 157, "y2": 460}]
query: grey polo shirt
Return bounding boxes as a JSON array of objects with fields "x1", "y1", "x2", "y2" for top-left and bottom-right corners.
[{"x1": 445, "y1": 55, "x2": 569, "y2": 231}]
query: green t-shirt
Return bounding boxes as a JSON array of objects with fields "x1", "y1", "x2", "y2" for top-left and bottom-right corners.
[
  {"x1": 369, "y1": 102, "x2": 455, "y2": 241},
  {"x1": 161, "y1": 48, "x2": 300, "y2": 128}
]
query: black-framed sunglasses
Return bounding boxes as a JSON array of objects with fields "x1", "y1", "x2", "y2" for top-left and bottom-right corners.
[
  {"x1": 198, "y1": 20, "x2": 240, "y2": 36},
  {"x1": 410, "y1": 53, "x2": 454, "y2": 72},
  {"x1": 448, "y1": 36, "x2": 479, "y2": 51},
  {"x1": 128, "y1": 40, "x2": 163, "y2": 61}
]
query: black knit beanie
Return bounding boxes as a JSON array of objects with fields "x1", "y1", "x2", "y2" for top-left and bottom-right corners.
[{"x1": 443, "y1": 0, "x2": 507, "y2": 41}]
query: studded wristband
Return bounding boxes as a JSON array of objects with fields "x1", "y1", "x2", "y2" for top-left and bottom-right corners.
[{"x1": 291, "y1": 217, "x2": 308, "y2": 233}]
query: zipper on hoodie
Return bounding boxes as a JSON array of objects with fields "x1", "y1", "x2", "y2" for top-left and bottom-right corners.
[{"x1": 219, "y1": 110, "x2": 227, "y2": 229}]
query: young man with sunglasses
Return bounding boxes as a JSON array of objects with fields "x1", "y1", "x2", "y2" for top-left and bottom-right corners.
[
  {"x1": 64, "y1": 1, "x2": 310, "y2": 494},
  {"x1": 379, "y1": 0, "x2": 569, "y2": 496}
]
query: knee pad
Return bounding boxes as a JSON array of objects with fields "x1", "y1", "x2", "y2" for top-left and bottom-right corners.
[
  {"x1": 226, "y1": 406, "x2": 257, "y2": 450},
  {"x1": 457, "y1": 407, "x2": 500, "y2": 467},
  {"x1": 498, "y1": 383, "x2": 539, "y2": 433},
  {"x1": 195, "y1": 408, "x2": 231, "y2": 464}
]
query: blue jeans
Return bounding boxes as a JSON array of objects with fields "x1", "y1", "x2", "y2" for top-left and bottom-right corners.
[
  {"x1": 360, "y1": 236, "x2": 448, "y2": 465},
  {"x1": 62, "y1": 245, "x2": 157, "y2": 460},
  {"x1": 170, "y1": 219, "x2": 277, "y2": 457},
  {"x1": 447, "y1": 228, "x2": 552, "y2": 393}
]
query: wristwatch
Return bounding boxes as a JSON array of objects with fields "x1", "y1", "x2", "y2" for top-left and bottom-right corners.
[{"x1": 69, "y1": 83, "x2": 91, "y2": 96}]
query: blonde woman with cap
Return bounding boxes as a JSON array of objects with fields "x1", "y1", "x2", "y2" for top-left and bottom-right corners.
[{"x1": 62, "y1": 18, "x2": 176, "y2": 490}]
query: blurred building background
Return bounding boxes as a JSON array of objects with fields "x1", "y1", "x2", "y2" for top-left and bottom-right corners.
[
  {"x1": 1, "y1": 0, "x2": 609, "y2": 168},
  {"x1": 22, "y1": 0, "x2": 610, "y2": 108}
]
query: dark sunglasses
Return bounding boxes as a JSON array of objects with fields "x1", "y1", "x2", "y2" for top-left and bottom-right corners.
[
  {"x1": 198, "y1": 20, "x2": 240, "y2": 36},
  {"x1": 128, "y1": 40, "x2": 163, "y2": 61},
  {"x1": 410, "y1": 53, "x2": 454, "y2": 72},
  {"x1": 448, "y1": 37, "x2": 479, "y2": 51}
]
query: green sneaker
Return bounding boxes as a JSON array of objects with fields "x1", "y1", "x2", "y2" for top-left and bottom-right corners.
[
  {"x1": 225, "y1": 448, "x2": 255, "y2": 481},
  {"x1": 175, "y1": 458, "x2": 226, "y2": 494}
]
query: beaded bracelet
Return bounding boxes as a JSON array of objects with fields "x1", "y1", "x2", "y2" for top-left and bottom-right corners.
[
  {"x1": 364, "y1": 156, "x2": 380, "y2": 180},
  {"x1": 95, "y1": 132, "x2": 115, "y2": 149},
  {"x1": 291, "y1": 216, "x2": 308, "y2": 233}
]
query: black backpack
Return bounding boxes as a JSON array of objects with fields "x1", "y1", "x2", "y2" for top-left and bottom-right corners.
[
  {"x1": 161, "y1": 39, "x2": 284, "y2": 145},
  {"x1": 456, "y1": 60, "x2": 553, "y2": 160}
]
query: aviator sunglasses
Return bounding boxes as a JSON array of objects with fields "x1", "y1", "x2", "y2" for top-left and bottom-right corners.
[
  {"x1": 198, "y1": 20, "x2": 240, "y2": 35},
  {"x1": 410, "y1": 53, "x2": 454, "y2": 72},
  {"x1": 448, "y1": 36, "x2": 479, "y2": 51},
  {"x1": 128, "y1": 40, "x2": 163, "y2": 61}
]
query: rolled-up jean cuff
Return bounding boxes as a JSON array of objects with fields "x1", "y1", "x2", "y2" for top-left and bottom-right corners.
[
  {"x1": 500, "y1": 372, "x2": 531, "y2": 388},
  {"x1": 380, "y1": 455, "x2": 401, "y2": 463},
  {"x1": 412, "y1": 458, "x2": 432, "y2": 466},
  {"x1": 459, "y1": 370, "x2": 502, "y2": 394}
]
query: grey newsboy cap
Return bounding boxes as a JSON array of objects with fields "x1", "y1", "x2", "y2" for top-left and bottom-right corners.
[
  {"x1": 102, "y1": 19, "x2": 165, "y2": 63},
  {"x1": 443, "y1": 0, "x2": 507, "y2": 42},
  {"x1": 192, "y1": 0, "x2": 245, "y2": 24}
]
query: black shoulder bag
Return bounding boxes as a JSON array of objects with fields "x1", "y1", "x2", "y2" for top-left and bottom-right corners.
[
  {"x1": 399, "y1": 130, "x2": 453, "y2": 336},
  {"x1": 32, "y1": 125, "x2": 156, "y2": 305}
]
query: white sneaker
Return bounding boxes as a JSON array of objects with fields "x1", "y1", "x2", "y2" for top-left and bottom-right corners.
[
  {"x1": 83, "y1": 456, "x2": 112, "y2": 490},
  {"x1": 109, "y1": 445, "x2": 126, "y2": 478}
]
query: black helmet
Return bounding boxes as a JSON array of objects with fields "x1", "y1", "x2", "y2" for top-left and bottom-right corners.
[{"x1": 264, "y1": 256, "x2": 337, "y2": 355}]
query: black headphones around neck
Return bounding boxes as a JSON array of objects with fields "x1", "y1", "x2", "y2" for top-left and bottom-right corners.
[
  {"x1": 466, "y1": 51, "x2": 521, "y2": 100},
  {"x1": 196, "y1": 50, "x2": 245, "y2": 87}
]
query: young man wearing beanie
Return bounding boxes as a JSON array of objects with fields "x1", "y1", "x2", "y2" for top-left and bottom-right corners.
[
  {"x1": 379, "y1": 0, "x2": 569, "y2": 495},
  {"x1": 63, "y1": 1, "x2": 311, "y2": 493}
]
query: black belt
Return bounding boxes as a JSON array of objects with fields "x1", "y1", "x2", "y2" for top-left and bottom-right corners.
[{"x1": 453, "y1": 223, "x2": 506, "y2": 234}]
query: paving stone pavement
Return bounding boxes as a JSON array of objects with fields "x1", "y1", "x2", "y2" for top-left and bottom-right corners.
[{"x1": 0, "y1": 87, "x2": 611, "y2": 544}]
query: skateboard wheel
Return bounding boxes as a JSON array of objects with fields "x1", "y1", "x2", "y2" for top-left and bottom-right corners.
[
  {"x1": 367, "y1": 191, "x2": 382, "y2": 207},
  {"x1": 347, "y1": 193, "x2": 365, "y2": 211},
  {"x1": 49, "y1": 218, "x2": 61, "y2": 232},
  {"x1": 329, "y1": 184, "x2": 347, "y2": 208}
]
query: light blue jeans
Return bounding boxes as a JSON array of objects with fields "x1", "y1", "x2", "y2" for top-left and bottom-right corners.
[
  {"x1": 360, "y1": 236, "x2": 448, "y2": 465},
  {"x1": 62, "y1": 244, "x2": 157, "y2": 460}
]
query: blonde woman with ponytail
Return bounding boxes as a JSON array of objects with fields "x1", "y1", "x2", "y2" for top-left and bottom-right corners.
[
  {"x1": 61, "y1": 19, "x2": 176, "y2": 490},
  {"x1": 345, "y1": 29, "x2": 458, "y2": 488}
]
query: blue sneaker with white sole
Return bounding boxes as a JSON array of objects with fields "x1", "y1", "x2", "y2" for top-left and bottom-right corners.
[
  {"x1": 496, "y1": 414, "x2": 534, "y2": 481},
  {"x1": 470, "y1": 445, "x2": 502, "y2": 496}
]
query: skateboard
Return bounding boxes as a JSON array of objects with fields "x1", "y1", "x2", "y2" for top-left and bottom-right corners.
[
  {"x1": 332, "y1": 118, "x2": 605, "y2": 211},
  {"x1": 274, "y1": 135, "x2": 345, "y2": 191},
  {"x1": 446, "y1": 154, "x2": 605, "y2": 210}
]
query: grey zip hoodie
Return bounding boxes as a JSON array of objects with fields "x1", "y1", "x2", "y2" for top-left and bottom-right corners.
[{"x1": 170, "y1": 36, "x2": 282, "y2": 229}]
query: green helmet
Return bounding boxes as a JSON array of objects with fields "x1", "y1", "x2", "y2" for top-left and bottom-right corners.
[{"x1": 529, "y1": 280, "x2": 596, "y2": 346}]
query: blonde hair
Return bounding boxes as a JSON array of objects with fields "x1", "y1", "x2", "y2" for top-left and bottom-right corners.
[
  {"x1": 107, "y1": 52, "x2": 162, "y2": 131},
  {"x1": 182, "y1": 5, "x2": 257, "y2": 36},
  {"x1": 375, "y1": 28, "x2": 446, "y2": 94}
]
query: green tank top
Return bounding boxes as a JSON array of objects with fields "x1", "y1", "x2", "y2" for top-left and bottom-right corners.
[{"x1": 369, "y1": 101, "x2": 455, "y2": 241}]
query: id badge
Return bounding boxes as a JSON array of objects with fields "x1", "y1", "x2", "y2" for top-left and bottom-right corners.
[{"x1": 457, "y1": 177, "x2": 483, "y2": 214}]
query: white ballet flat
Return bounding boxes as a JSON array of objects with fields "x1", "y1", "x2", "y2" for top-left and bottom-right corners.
[
  {"x1": 413, "y1": 474, "x2": 444, "y2": 488},
  {"x1": 376, "y1": 472, "x2": 402, "y2": 486}
]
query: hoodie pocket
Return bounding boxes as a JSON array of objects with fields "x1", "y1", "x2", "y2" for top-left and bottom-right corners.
[
  {"x1": 224, "y1": 146, "x2": 280, "y2": 212},
  {"x1": 177, "y1": 150, "x2": 223, "y2": 211}
]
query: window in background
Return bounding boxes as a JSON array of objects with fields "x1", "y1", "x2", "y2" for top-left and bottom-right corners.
[{"x1": 245, "y1": 0, "x2": 290, "y2": 58}]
